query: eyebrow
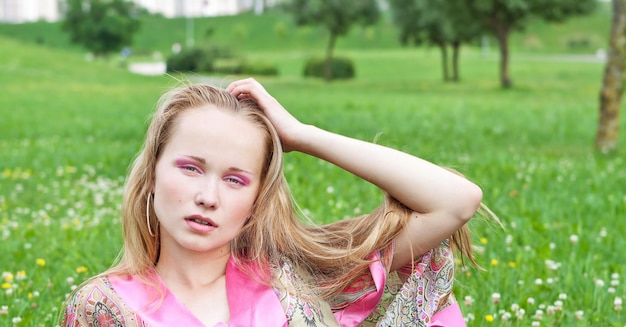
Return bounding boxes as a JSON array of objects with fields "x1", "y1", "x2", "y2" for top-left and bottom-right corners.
[{"x1": 184, "y1": 155, "x2": 255, "y2": 175}]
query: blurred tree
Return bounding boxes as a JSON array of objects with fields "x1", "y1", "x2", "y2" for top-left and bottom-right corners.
[
  {"x1": 62, "y1": 0, "x2": 141, "y2": 57},
  {"x1": 463, "y1": 0, "x2": 596, "y2": 88},
  {"x1": 595, "y1": 0, "x2": 625, "y2": 153},
  {"x1": 285, "y1": 0, "x2": 380, "y2": 80},
  {"x1": 389, "y1": 0, "x2": 484, "y2": 82}
]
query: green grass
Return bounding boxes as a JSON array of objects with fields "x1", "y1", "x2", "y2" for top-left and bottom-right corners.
[{"x1": 0, "y1": 16, "x2": 625, "y2": 326}]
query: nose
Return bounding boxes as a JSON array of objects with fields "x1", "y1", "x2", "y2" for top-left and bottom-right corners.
[{"x1": 195, "y1": 178, "x2": 219, "y2": 209}]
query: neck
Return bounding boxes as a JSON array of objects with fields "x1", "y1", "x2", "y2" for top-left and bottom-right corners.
[{"x1": 155, "y1": 245, "x2": 230, "y2": 289}]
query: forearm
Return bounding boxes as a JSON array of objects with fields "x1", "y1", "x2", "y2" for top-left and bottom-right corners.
[{"x1": 292, "y1": 124, "x2": 482, "y2": 219}]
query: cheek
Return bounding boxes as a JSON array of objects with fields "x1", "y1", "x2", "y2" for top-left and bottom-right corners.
[{"x1": 154, "y1": 169, "x2": 186, "y2": 207}]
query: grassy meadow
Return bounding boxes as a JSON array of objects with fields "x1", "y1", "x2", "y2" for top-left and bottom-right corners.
[{"x1": 1, "y1": 5, "x2": 625, "y2": 326}]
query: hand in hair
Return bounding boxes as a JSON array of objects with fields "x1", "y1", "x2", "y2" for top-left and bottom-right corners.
[{"x1": 227, "y1": 78, "x2": 306, "y2": 153}]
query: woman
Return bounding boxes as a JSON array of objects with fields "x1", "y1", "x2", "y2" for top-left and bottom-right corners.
[{"x1": 62, "y1": 78, "x2": 484, "y2": 326}]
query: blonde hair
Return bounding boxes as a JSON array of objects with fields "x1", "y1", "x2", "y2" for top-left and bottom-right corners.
[{"x1": 81, "y1": 83, "x2": 485, "y2": 302}]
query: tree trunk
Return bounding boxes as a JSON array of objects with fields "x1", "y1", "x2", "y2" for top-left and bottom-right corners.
[
  {"x1": 325, "y1": 32, "x2": 338, "y2": 81},
  {"x1": 494, "y1": 23, "x2": 512, "y2": 88},
  {"x1": 439, "y1": 43, "x2": 450, "y2": 82},
  {"x1": 595, "y1": 0, "x2": 626, "y2": 153},
  {"x1": 452, "y1": 40, "x2": 461, "y2": 82}
]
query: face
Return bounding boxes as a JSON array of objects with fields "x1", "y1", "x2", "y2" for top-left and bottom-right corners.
[{"x1": 152, "y1": 106, "x2": 266, "y2": 258}]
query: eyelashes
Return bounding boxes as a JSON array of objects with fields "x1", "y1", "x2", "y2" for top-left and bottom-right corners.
[{"x1": 175, "y1": 159, "x2": 251, "y2": 186}]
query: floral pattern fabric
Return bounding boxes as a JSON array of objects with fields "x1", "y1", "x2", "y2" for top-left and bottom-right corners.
[
  {"x1": 63, "y1": 276, "x2": 146, "y2": 327},
  {"x1": 62, "y1": 241, "x2": 461, "y2": 327}
]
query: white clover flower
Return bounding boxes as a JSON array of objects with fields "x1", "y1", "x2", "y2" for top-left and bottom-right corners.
[
  {"x1": 554, "y1": 300, "x2": 563, "y2": 311},
  {"x1": 611, "y1": 279, "x2": 620, "y2": 286},
  {"x1": 528, "y1": 297, "x2": 536, "y2": 305},
  {"x1": 549, "y1": 243, "x2": 556, "y2": 250},
  {"x1": 325, "y1": 186, "x2": 334, "y2": 194},
  {"x1": 511, "y1": 303, "x2": 520, "y2": 312},
  {"x1": 558, "y1": 293, "x2": 567, "y2": 300},
  {"x1": 501, "y1": 312, "x2": 512, "y2": 321},
  {"x1": 569, "y1": 234, "x2": 579, "y2": 243},
  {"x1": 464, "y1": 295, "x2": 474, "y2": 307},
  {"x1": 12, "y1": 316, "x2": 21, "y2": 324},
  {"x1": 545, "y1": 260, "x2": 561, "y2": 270},
  {"x1": 532, "y1": 321, "x2": 540, "y2": 327},
  {"x1": 546, "y1": 305, "x2": 556, "y2": 315},
  {"x1": 535, "y1": 278, "x2": 543, "y2": 285},
  {"x1": 608, "y1": 287, "x2": 616, "y2": 293},
  {"x1": 516, "y1": 308, "x2": 526, "y2": 320},
  {"x1": 575, "y1": 310, "x2": 584, "y2": 320},
  {"x1": 492, "y1": 293, "x2": 501, "y2": 304},
  {"x1": 611, "y1": 272, "x2": 620, "y2": 280},
  {"x1": 596, "y1": 279, "x2": 605, "y2": 287}
]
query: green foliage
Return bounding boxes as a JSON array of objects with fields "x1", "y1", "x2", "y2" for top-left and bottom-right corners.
[
  {"x1": 286, "y1": 0, "x2": 380, "y2": 37},
  {"x1": 166, "y1": 47, "x2": 213, "y2": 72},
  {"x1": 388, "y1": 0, "x2": 485, "y2": 81},
  {"x1": 389, "y1": 0, "x2": 463, "y2": 45},
  {"x1": 303, "y1": 57, "x2": 355, "y2": 80},
  {"x1": 465, "y1": 0, "x2": 598, "y2": 31},
  {"x1": 285, "y1": 0, "x2": 380, "y2": 79},
  {"x1": 166, "y1": 46, "x2": 279, "y2": 76},
  {"x1": 61, "y1": 0, "x2": 141, "y2": 57},
  {"x1": 213, "y1": 59, "x2": 279, "y2": 76},
  {"x1": 463, "y1": 0, "x2": 598, "y2": 87}
]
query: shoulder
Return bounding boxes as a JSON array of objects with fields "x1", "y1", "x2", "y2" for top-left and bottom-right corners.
[
  {"x1": 62, "y1": 275, "x2": 144, "y2": 327},
  {"x1": 271, "y1": 258, "x2": 340, "y2": 327}
]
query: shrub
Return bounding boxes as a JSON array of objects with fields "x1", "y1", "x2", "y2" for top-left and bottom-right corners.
[
  {"x1": 240, "y1": 61, "x2": 279, "y2": 76},
  {"x1": 165, "y1": 46, "x2": 233, "y2": 73},
  {"x1": 213, "y1": 59, "x2": 279, "y2": 76},
  {"x1": 166, "y1": 48, "x2": 212, "y2": 72},
  {"x1": 303, "y1": 57, "x2": 355, "y2": 80}
]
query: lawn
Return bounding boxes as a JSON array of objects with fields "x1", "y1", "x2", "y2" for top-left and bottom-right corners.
[{"x1": 0, "y1": 21, "x2": 624, "y2": 327}]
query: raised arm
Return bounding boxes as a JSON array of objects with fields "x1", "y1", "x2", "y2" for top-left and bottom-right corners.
[{"x1": 227, "y1": 78, "x2": 482, "y2": 271}]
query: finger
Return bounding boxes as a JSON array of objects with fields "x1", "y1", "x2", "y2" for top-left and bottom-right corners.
[{"x1": 226, "y1": 77, "x2": 258, "y2": 93}]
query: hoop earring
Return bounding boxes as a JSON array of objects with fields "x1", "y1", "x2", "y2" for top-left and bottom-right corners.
[{"x1": 146, "y1": 193, "x2": 155, "y2": 237}]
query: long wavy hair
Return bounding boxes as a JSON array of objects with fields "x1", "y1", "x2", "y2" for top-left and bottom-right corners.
[{"x1": 92, "y1": 83, "x2": 486, "y2": 300}]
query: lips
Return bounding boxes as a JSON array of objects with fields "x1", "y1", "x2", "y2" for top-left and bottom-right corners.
[{"x1": 185, "y1": 215, "x2": 218, "y2": 227}]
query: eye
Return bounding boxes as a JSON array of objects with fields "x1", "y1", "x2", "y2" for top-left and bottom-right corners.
[
  {"x1": 177, "y1": 164, "x2": 202, "y2": 174},
  {"x1": 224, "y1": 174, "x2": 250, "y2": 186},
  {"x1": 224, "y1": 176, "x2": 244, "y2": 185},
  {"x1": 182, "y1": 166, "x2": 198, "y2": 172}
]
